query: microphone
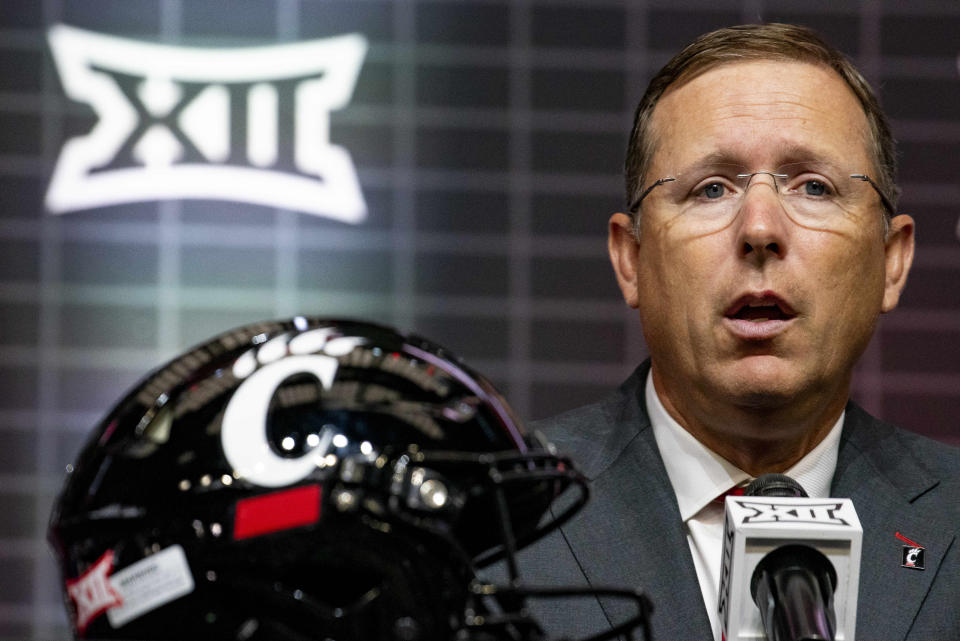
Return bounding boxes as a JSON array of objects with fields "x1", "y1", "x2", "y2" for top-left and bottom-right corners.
[{"x1": 718, "y1": 474, "x2": 862, "y2": 641}]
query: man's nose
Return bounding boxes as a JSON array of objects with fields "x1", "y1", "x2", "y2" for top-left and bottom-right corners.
[{"x1": 736, "y1": 173, "x2": 789, "y2": 261}]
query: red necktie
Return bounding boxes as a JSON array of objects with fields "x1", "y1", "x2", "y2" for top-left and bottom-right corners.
[{"x1": 713, "y1": 484, "x2": 747, "y2": 504}]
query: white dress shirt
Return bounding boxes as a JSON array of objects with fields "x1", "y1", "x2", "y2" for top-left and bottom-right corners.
[{"x1": 645, "y1": 372, "x2": 843, "y2": 641}]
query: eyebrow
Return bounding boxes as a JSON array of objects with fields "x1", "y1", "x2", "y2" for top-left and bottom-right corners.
[
  {"x1": 670, "y1": 153, "x2": 743, "y2": 180},
  {"x1": 774, "y1": 143, "x2": 839, "y2": 166},
  {"x1": 672, "y1": 145, "x2": 842, "y2": 177}
]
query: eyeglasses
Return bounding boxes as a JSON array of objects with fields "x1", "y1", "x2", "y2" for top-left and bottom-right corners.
[{"x1": 628, "y1": 162, "x2": 895, "y2": 233}]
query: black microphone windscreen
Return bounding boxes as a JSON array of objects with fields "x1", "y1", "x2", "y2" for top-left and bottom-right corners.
[{"x1": 745, "y1": 473, "x2": 809, "y2": 498}]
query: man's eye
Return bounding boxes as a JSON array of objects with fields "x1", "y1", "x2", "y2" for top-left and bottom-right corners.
[
  {"x1": 804, "y1": 180, "x2": 828, "y2": 196},
  {"x1": 701, "y1": 183, "x2": 725, "y2": 199}
]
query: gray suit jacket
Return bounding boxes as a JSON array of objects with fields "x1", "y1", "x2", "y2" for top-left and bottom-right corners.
[{"x1": 512, "y1": 362, "x2": 960, "y2": 640}]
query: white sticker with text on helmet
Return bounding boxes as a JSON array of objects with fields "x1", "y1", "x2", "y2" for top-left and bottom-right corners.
[{"x1": 106, "y1": 544, "x2": 195, "y2": 628}]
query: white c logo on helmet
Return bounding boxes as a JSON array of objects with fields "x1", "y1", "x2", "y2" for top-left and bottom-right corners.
[{"x1": 221, "y1": 354, "x2": 339, "y2": 487}]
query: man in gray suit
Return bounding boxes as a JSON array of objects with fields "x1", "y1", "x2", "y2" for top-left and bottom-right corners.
[{"x1": 512, "y1": 23, "x2": 959, "y2": 641}]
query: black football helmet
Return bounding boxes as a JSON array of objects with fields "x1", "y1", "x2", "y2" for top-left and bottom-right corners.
[{"x1": 49, "y1": 318, "x2": 650, "y2": 641}]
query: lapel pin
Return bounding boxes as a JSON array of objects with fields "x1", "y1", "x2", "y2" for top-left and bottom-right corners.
[{"x1": 895, "y1": 531, "x2": 925, "y2": 571}]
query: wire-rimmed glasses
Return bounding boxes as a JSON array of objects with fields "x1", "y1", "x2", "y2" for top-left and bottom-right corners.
[{"x1": 628, "y1": 162, "x2": 895, "y2": 233}]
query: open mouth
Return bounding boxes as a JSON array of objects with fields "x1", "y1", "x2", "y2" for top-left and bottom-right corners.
[{"x1": 725, "y1": 295, "x2": 797, "y2": 323}]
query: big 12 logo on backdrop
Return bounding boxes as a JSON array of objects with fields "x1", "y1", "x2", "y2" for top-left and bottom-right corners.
[{"x1": 46, "y1": 25, "x2": 367, "y2": 222}]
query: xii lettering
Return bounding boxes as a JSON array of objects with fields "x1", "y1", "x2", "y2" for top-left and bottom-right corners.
[
  {"x1": 737, "y1": 501, "x2": 850, "y2": 526},
  {"x1": 65, "y1": 550, "x2": 123, "y2": 634},
  {"x1": 91, "y1": 69, "x2": 323, "y2": 174}
]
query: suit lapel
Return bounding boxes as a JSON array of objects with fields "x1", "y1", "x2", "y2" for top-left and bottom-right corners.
[
  {"x1": 832, "y1": 404, "x2": 955, "y2": 641},
  {"x1": 554, "y1": 366, "x2": 713, "y2": 640}
]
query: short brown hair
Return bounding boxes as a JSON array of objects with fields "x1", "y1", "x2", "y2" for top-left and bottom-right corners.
[{"x1": 625, "y1": 23, "x2": 898, "y2": 222}]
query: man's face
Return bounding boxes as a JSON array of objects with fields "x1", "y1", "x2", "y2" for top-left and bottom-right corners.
[{"x1": 611, "y1": 60, "x2": 914, "y2": 428}]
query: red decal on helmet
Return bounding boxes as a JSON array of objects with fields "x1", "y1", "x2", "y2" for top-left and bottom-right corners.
[
  {"x1": 65, "y1": 549, "x2": 123, "y2": 635},
  {"x1": 234, "y1": 484, "x2": 322, "y2": 540}
]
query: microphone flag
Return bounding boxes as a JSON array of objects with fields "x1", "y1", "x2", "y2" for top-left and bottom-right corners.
[{"x1": 718, "y1": 493, "x2": 862, "y2": 640}]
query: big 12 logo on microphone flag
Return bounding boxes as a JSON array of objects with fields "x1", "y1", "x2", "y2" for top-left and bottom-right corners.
[{"x1": 46, "y1": 25, "x2": 368, "y2": 222}]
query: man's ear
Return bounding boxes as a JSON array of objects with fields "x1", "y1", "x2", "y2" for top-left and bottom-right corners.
[
  {"x1": 881, "y1": 214, "x2": 915, "y2": 313},
  {"x1": 608, "y1": 212, "x2": 641, "y2": 309}
]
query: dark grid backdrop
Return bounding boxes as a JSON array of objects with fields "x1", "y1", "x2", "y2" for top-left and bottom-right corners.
[{"x1": 0, "y1": 1, "x2": 958, "y2": 638}]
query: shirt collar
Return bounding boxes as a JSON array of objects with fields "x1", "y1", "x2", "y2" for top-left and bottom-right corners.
[{"x1": 645, "y1": 371, "x2": 843, "y2": 522}]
